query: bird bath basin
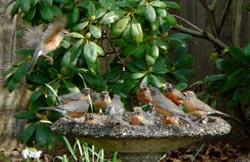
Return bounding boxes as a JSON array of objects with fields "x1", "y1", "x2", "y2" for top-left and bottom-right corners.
[{"x1": 51, "y1": 112, "x2": 231, "y2": 162}]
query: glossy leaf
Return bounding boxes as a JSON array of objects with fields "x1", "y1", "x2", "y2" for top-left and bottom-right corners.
[
  {"x1": 40, "y1": 4, "x2": 53, "y2": 21},
  {"x1": 63, "y1": 80, "x2": 80, "y2": 93},
  {"x1": 15, "y1": 111, "x2": 36, "y2": 120},
  {"x1": 69, "y1": 7, "x2": 80, "y2": 25},
  {"x1": 111, "y1": 15, "x2": 130, "y2": 37},
  {"x1": 72, "y1": 21, "x2": 89, "y2": 31},
  {"x1": 100, "y1": 11, "x2": 120, "y2": 24},
  {"x1": 89, "y1": 25, "x2": 102, "y2": 38},
  {"x1": 20, "y1": 0, "x2": 30, "y2": 12},
  {"x1": 131, "y1": 18, "x2": 143, "y2": 43},
  {"x1": 84, "y1": 42, "x2": 97, "y2": 65},
  {"x1": 21, "y1": 123, "x2": 36, "y2": 143},
  {"x1": 150, "y1": 1, "x2": 167, "y2": 8},
  {"x1": 145, "y1": 5, "x2": 156, "y2": 23}
]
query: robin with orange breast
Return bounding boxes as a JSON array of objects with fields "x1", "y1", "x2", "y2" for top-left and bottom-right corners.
[
  {"x1": 163, "y1": 83, "x2": 185, "y2": 106},
  {"x1": 136, "y1": 84, "x2": 153, "y2": 104},
  {"x1": 182, "y1": 91, "x2": 231, "y2": 119},
  {"x1": 24, "y1": 17, "x2": 69, "y2": 71},
  {"x1": 92, "y1": 91, "x2": 112, "y2": 112},
  {"x1": 138, "y1": 85, "x2": 196, "y2": 126},
  {"x1": 39, "y1": 100, "x2": 90, "y2": 118},
  {"x1": 59, "y1": 88, "x2": 92, "y2": 104}
]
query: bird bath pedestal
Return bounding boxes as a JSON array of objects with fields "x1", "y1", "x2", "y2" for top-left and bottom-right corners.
[{"x1": 51, "y1": 112, "x2": 231, "y2": 162}]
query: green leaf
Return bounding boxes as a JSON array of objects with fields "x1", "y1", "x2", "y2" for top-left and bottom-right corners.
[
  {"x1": 168, "y1": 33, "x2": 192, "y2": 43},
  {"x1": 156, "y1": 8, "x2": 167, "y2": 17},
  {"x1": 89, "y1": 25, "x2": 102, "y2": 38},
  {"x1": 122, "y1": 23, "x2": 132, "y2": 40},
  {"x1": 26, "y1": 7, "x2": 36, "y2": 21},
  {"x1": 146, "y1": 55, "x2": 155, "y2": 66},
  {"x1": 45, "y1": 83, "x2": 58, "y2": 97},
  {"x1": 150, "y1": 1, "x2": 167, "y2": 8},
  {"x1": 95, "y1": 8, "x2": 107, "y2": 19},
  {"x1": 175, "y1": 55, "x2": 193, "y2": 68},
  {"x1": 145, "y1": 5, "x2": 156, "y2": 23},
  {"x1": 148, "y1": 74, "x2": 162, "y2": 87},
  {"x1": 36, "y1": 123, "x2": 50, "y2": 147},
  {"x1": 40, "y1": 4, "x2": 53, "y2": 21},
  {"x1": 27, "y1": 72, "x2": 50, "y2": 84},
  {"x1": 42, "y1": 0, "x2": 53, "y2": 6},
  {"x1": 123, "y1": 44, "x2": 146, "y2": 57},
  {"x1": 175, "y1": 82, "x2": 188, "y2": 91},
  {"x1": 165, "y1": 1, "x2": 180, "y2": 9},
  {"x1": 203, "y1": 74, "x2": 226, "y2": 83},
  {"x1": 63, "y1": 80, "x2": 80, "y2": 93},
  {"x1": 174, "y1": 71, "x2": 188, "y2": 83},
  {"x1": 84, "y1": 42, "x2": 97, "y2": 65},
  {"x1": 12, "y1": 63, "x2": 29, "y2": 82},
  {"x1": 69, "y1": 7, "x2": 80, "y2": 25},
  {"x1": 30, "y1": 90, "x2": 43, "y2": 103},
  {"x1": 221, "y1": 67, "x2": 249, "y2": 93},
  {"x1": 10, "y1": 1, "x2": 20, "y2": 18},
  {"x1": 111, "y1": 15, "x2": 130, "y2": 37},
  {"x1": 153, "y1": 59, "x2": 168, "y2": 74},
  {"x1": 15, "y1": 111, "x2": 36, "y2": 120},
  {"x1": 51, "y1": 5, "x2": 63, "y2": 16},
  {"x1": 100, "y1": 11, "x2": 120, "y2": 24},
  {"x1": 20, "y1": 0, "x2": 30, "y2": 12},
  {"x1": 68, "y1": 32, "x2": 85, "y2": 39},
  {"x1": 147, "y1": 44, "x2": 159, "y2": 59},
  {"x1": 131, "y1": 18, "x2": 143, "y2": 43},
  {"x1": 131, "y1": 72, "x2": 146, "y2": 79},
  {"x1": 93, "y1": 43, "x2": 105, "y2": 56},
  {"x1": 228, "y1": 46, "x2": 246, "y2": 63},
  {"x1": 72, "y1": 21, "x2": 89, "y2": 31},
  {"x1": 21, "y1": 123, "x2": 36, "y2": 143},
  {"x1": 16, "y1": 49, "x2": 34, "y2": 57},
  {"x1": 84, "y1": 73, "x2": 107, "y2": 91},
  {"x1": 165, "y1": 14, "x2": 176, "y2": 26}
]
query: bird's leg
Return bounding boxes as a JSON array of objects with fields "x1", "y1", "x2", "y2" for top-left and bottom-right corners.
[
  {"x1": 42, "y1": 54, "x2": 53, "y2": 64},
  {"x1": 197, "y1": 116, "x2": 208, "y2": 124}
]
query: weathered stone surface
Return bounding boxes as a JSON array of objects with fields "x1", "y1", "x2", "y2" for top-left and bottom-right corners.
[{"x1": 51, "y1": 112, "x2": 231, "y2": 154}]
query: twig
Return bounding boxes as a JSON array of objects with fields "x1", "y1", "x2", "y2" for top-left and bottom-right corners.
[
  {"x1": 198, "y1": 0, "x2": 219, "y2": 37},
  {"x1": 174, "y1": 24, "x2": 228, "y2": 49},
  {"x1": 217, "y1": 0, "x2": 233, "y2": 35},
  {"x1": 173, "y1": 14, "x2": 202, "y2": 32}
]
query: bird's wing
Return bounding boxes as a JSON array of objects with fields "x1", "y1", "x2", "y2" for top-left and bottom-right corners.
[
  {"x1": 59, "y1": 92, "x2": 82, "y2": 102},
  {"x1": 191, "y1": 98, "x2": 214, "y2": 112},
  {"x1": 155, "y1": 94, "x2": 185, "y2": 116},
  {"x1": 58, "y1": 100, "x2": 89, "y2": 112},
  {"x1": 24, "y1": 26, "x2": 43, "y2": 48}
]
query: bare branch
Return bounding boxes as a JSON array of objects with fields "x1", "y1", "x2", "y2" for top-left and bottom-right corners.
[
  {"x1": 217, "y1": 0, "x2": 233, "y2": 35},
  {"x1": 174, "y1": 24, "x2": 228, "y2": 49},
  {"x1": 198, "y1": 0, "x2": 219, "y2": 37},
  {"x1": 173, "y1": 14, "x2": 203, "y2": 32},
  {"x1": 232, "y1": 0, "x2": 243, "y2": 46}
]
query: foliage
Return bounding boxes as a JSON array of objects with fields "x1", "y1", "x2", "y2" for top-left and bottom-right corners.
[
  {"x1": 201, "y1": 44, "x2": 250, "y2": 123},
  {"x1": 5, "y1": 0, "x2": 194, "y2": 147},
  {"x1": 54, "y1": 137, "x2": 119, "y2": 162}
]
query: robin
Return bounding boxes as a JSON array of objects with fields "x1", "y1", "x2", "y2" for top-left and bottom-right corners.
[
  {"x1": 92, "y1": 91, "x2": 112, "y2": 111},
  {"x1": 141, "y1": 86, "x2": 195, "y2": 126},
  {"x1": 59, "y1": 88, "x2": 92, "y2": 104},
  {"x1": 163, "y1": 83, "x2": 185, "y2": 106},
  {"x1": 39, "y1": 100, "x2": 90, "y2": 118},
  {"x1": 24, "y1": 17, "x2": 69, "y2": 71},
  {"x1": 131, "y1": 107, "x2": 152, "y2": 126},
  {"x1": 183, "y1": 91, "x2": 231, "y2": 119},
  {"x1": 105, "y1": 94, "x2": 125, "y2": 124},
  {"x1": 136, "y1": 84, "x2": 153, "y2": 104}
]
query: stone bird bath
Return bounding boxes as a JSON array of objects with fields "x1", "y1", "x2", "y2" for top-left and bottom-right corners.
[{"x1": 51, "y1": 111, "x2": 231, "y2": 162}]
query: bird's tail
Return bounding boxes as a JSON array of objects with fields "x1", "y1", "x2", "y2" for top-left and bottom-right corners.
[
  {"x1": 28, "y1": 49, "x2": 42, "y2": 72},
  {"x1": 39, "y1": 106, "x2": 68, "y2": 117},
  {"x1": 209, "y1": 111, "x2": 242, "y2": 123}
]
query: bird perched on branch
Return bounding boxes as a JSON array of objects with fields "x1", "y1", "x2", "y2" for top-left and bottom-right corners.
[
  {"x1": 39, "y1": 100, "x2": 89, "y2": 118},
  {"x1": 105, "y1": 94, "x2": 125, "y2": 124},
  {"x1": 183, "y1": 91, "x2": 231, "y2": 119},
  {"x1": 24, "y1": 17, "x2": 68, "y2": 71},
  {"x1": 92, "y1": 91, "x2": 112, "y2": 112},
  {"x1": 59, "y1": 88, "x2": 92, "y2": 104},
  {"x1": 163, "y1": 83, "x2": 185, "y2": 106}
]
